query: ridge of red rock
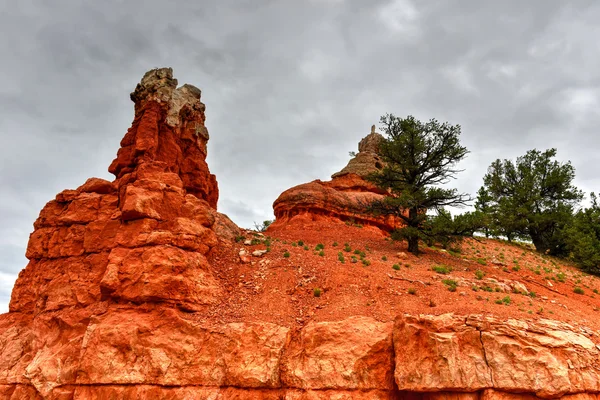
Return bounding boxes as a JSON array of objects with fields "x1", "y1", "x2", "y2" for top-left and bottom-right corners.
[
  {"x1": 271, "y1": 127, "x2": 403, "y2": 232},
  {"x1": 0, "y1": 69, "x2": 599, "y2": 399}
]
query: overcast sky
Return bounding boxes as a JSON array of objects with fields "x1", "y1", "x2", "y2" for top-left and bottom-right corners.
[{"x1": 1, "y1": 0, "x2": 600, "y2": 312}]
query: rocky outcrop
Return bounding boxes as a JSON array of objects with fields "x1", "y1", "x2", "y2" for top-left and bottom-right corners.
[
  {"x1": 1, "y1": 69, "x2": 599, "y2": 399},
  {"x1": 331, "y1": 125, "x2": 384, "y2": 178},
  {"x1": 271, "y1": 126, "x2": 403, "y2": 231},
  {"x1": 10, "y1": 67, "x2": 223, "y2": 315},
  {"x1": 0, "y1": 311, "x2": 598, "y2": 398}
]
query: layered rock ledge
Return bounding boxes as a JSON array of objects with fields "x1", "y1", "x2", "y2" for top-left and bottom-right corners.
[{"x1": 0, "y1": 313, "x2": 598, "y2": 398}]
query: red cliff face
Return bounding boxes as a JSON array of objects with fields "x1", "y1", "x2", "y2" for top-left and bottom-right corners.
[
  {"x1": 271, "y1": 127, "x2": 403, "y2": 232},
  {"x1": 0, "y1": 69, "x2": 599, "y2": 399}
]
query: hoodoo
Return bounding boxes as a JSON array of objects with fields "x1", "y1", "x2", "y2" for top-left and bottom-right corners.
[
  {"x1": 270, "y1": 126, "x2": 403, "y2": 232},
  {"x1": 0, "y1": 69, "x2": 599, "y2": 399}
]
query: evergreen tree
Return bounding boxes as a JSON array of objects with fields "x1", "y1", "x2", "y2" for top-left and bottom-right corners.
[
  {"x1": 563, "y1": 193, "x2": 600, "y2": 275},
  {"x1": 479, "y1": 148, "x2": 582, "y2": 254},
  {"x1": 366, "y1": 114, "x2": 470, "y2": 254}
]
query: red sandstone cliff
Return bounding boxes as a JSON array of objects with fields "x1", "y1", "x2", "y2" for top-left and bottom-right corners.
[{"x1": 0, "y1": 69, "x2": 598, "y2": 399}]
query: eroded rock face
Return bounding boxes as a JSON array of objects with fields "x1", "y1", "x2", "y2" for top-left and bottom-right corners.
[
  {"x1": 10, "y1": 68, "x2": 223, "y2": 316},
  {"x1": 271, "y1": 128, "x2": 402, "y2": 231},
  {"x1": 1, "y1": 311, "x2": 599, "y2": 398},
  {"x1": 394, "y1": 314, "x2": 600, "y2": 399},
  {"x1": 1, "y1": 69, "x2": 600, "y2": 399}
]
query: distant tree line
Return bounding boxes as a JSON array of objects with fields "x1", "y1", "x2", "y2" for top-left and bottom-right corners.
[{"x1": 366, "y1": 114, "x2": 600, "y2": 276}]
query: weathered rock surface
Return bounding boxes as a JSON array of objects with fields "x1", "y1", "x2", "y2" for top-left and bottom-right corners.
[
  {"x1": 394, "y1": 314, "x2": 600, "y2": 398},
  {"x1": 271, "y1": 127, "x2": 402, "y2": 231},
  {"x1": 331, "y1": 125, "x2": 384, "y2": 179},
  {"x1": 10, "y1": 68, "x2": 224, "y2": 316},
  {"x1": 1, "y1": 69, "x2": 599, "y2": 399},
  {"x1": 1, "y1": 310, "x2": 599, "y2": 398}
]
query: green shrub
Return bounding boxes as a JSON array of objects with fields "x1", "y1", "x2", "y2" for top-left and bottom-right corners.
[
  {"x1": 318, "y1": 250, "x2": 325, "y2": 257},
  {"x1": 381, "y1": 255, "x2": 387, "y2": 261},
  {"x1": 234, "y1": 235, "x2": 244, "y2": 243},
  {"x1": 304, "y1": 245, "x2": 309, "y2": 251},
  {"x1": 344, "y1": 244, "x2": 352, "y2": 252},
  {"x1": 315, "y1": 243, "x2": 325, "y2": 251},
  {"x1": 297, "y1": 240, "x2": 304, "y2": 246},
  {"x1": 362, "y1": 259, "x2": 371, "y2": 266},
  {"x1": 442, "y1": 279, "x2": 458, "y2": 292},
  {"x1": 495, "y1": 296, "x2": 511, "y2": 305},
  {"x1": 475, "y1": 270, "x2": 485, "y2": 280},
  {"x1": 283, "y1": 251, "x2": 290, "y2": 258},
  {"x1": 392, "y1": 264, "x2": 401, "y2": 270},
  {"x1": 313, "y1": 288, "x2": 322, "y2": 297},
  {"x1": 353, "y1": 249, "x2": 361, "y2": 255},
  {"x1": 338, "y1": 252, "x2": 345, "y2": 263},
  {"x1": 573, "y1": 287, "x2": 585, "y2": 295},
  {"x1": 332, "y1": 242, "x2": 338, "y2": 247},
  {"x1": 351, "y1": 256, "x2": 358, "y2": 263},
  {"x1": 432, "y1": 265, "x2": 451, "y2": 274}
]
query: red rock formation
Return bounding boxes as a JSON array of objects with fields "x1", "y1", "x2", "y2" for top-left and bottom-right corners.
[
  {"x1": 271, "y1": 126, "x2": 403, "y2": 231},
  {"x1": 10, "y1": 68, "x2": 222, "y2": 315},
  {"x1": 0, "y1": 69, "x2": 599, "y2": 399}
]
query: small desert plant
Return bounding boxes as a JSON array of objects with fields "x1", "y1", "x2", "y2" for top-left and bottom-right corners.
[
  {"x1": 344, "y1": 244, "x2": 352, "y2": 252},
  {"x1": 303, "y1": 245, "x2": 309, "y2": 251},
  {"x1": 432, "y1": 265, "x2": 451, "y2": 274},
  {"x1": 332, "y1": 241, "x2": 338, "y2": 247},
  {"x1": 442, "y1": 279, "x2": 458, "y2": 292},
  {"x1": 234, "y1": 235, "x2": 244, "y2": 243},
  {"x1": 315, "y1": 243, "x2": 325, "y2": 251},
  {"x1": 318, "y1": 250, "x2": 325, "y2": 257},
  {"x1": 253, "y1": 219, "x2": 273, "y2": 232},
  {"x1": 573, "y1": 287, "x2": 585, "y2": 295},
  {"x1": 475, "y1": 270, "x2": 485, "y2": 280},
  {"x1": 381, "y1": 255, "x2": 388, "y2": 261},
  {"x1": 283, "y1": 251, "x2": 290, "y2": 258},
  {"x1": 408, "y1": 288, "x2": 417, "y2": 295},
  {"x1": 392, "y1": 264, "x2": 401, "y2": 270},
  {"x1": 338, "y1": 252, "x2": 345, "y2": 263},
  {"x1": 362, "y1": 259, "x2": 371, "y2": 266},
  {"x1": 313, "y1": 288, "x2": 322, "y2": 297},
  {"x1": 297, "y1": 240, "x2": 304, "y2": 246}
]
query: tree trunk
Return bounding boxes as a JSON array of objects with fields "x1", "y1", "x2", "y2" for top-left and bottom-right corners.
[
  {"x1": 408, "y1": 236, "x2": 419, "y2": 254},
  {"x1": 407, "y1": 207, "x2": 419, "y2": 254},
  {"x1": 530, "y1": 232, "x2": 549, "y2": 254}
]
